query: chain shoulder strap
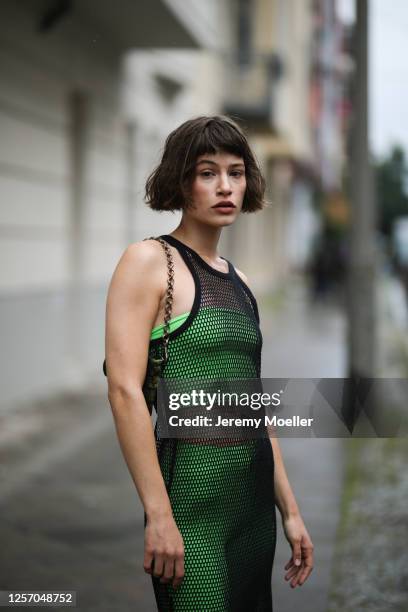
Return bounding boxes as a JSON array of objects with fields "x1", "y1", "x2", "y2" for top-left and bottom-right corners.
[
  {"x1": 103, "y1": 236, "x2": 174, "y2": 377},
  {"x1": 143, "y1": 236, "x2": 175, "y2": 363}
]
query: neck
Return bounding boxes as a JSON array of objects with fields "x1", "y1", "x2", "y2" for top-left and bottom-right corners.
[{"x1": 170, "y1": 218, "x2": 222, "y2": 260}]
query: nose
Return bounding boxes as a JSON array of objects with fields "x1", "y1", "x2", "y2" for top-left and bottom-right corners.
[{"x1": 217, "y1": 171, "x2": 233, "y2": 195}]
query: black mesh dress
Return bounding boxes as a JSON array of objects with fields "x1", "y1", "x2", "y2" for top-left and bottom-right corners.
[{"x1": 147, "y1": 234, "x2": 276, "y2": 612}]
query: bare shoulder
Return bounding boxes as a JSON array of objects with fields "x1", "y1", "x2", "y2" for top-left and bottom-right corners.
[
  {"x1": 110, "y1": 239, "x2": 166, "y2": 292},
  {"x1": 124, "y1": 239, "x2": 165, "y2": 266},
  {"x1": 234, "y1": 266, "x2": 250, "y2": 286}
]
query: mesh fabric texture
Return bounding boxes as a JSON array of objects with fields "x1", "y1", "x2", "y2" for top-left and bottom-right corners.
[{"x1": 146, "y1": 234, "x2": 276, "y2": 612}]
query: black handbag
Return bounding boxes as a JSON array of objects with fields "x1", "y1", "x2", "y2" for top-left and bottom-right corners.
[{"x1": 103, "y1": 236, "x2": 175, "y2": 414}]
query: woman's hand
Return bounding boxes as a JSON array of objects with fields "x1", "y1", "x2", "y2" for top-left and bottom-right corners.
[
  {"x1": 282, "y1": 513, "x2": 314, "y2": 588},
  {"x1": 144, "y1": 511, "x2": 185, "y2": 589}
]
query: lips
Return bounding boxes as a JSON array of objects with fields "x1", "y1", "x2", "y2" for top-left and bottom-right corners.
[{"x1": 212, "y1": 201, "x2": 236, "y2": 208}]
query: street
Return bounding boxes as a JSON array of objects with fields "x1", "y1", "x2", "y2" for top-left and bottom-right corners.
[
  {"x1": 261, "y1": 280, "x2": 346, "y2": 612},
  {"x1": 0, "y1": 280, "x2": 346, "y2": 611}
]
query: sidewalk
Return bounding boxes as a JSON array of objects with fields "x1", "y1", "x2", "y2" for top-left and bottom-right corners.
[
  {"x1": 0, "y1": 276, "x2": 347, "y2": 611},
  {"x1": 327, "y1": 438, "x2": 408, "y2": 612},
  {"x1": 0, "y1": 391, "x2": 157, "y2": 611},
  {"x1": 260, "y1": 278, "x2": 347, "y2": 612}
]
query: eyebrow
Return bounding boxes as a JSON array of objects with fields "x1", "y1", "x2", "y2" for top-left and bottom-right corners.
[{"x1": 196, "y1": 159, "x2": 245, "y2": 168}]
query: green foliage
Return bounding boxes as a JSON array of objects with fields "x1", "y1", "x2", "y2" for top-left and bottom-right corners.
[{"x1": 375, "y1": 145, "x2": 408, "y2": 236}]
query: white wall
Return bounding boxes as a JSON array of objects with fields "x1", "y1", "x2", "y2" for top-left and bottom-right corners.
[
  {"x1": 0, "y1": 2, "x2": 228, "y2": 408},
  {"x1": 0, "y1": 1, "x2": 128, "y2": 406},
  {"x1": 273, "y1": 0, "x2": 314, "y2": 163},
  {"x1": 122, "y1": 49, "x2": 225, "y2": 241}
]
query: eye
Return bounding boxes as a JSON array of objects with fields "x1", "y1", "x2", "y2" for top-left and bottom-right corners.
[
  {"x1": 230, "y1": 170, "x2": 244, "y2": 178},
  {"x1": 200, "y1": 170, "x2": 215, "y2": 178}
]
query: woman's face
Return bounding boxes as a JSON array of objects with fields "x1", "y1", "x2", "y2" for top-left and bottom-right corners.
[{"x1": 185, "y1": 151, "x2": 246, "y2": 227}]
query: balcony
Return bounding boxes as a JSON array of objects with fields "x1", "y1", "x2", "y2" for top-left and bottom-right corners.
[
  {"x1": 223, "y1": 52, "x2": 284, "y2": 133},
  {"x1": 73, "y1": 0, "x2": 228, "y2": 51}
]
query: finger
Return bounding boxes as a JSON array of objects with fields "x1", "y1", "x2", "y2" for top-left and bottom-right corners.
[
  {"x1": 172, "y1": 554, "x2": 185, "y2": 588},
  {"x1": 290, "y1": 566, "x2": 303, "y2": 588},
  {"x1": 143, "y1": 551, "x2": 154, "y2": 575},
  {"x1": 152, "y1": 555, "x2": 164, "y2": 578},
  {"x1": 284, "y1": 566, "x2": 298, "y2": 581},
  {"x1": 287, "y1": 563, "x2": 298, "y2": 573},
  {"x1": 284, "y1": 558, "x2": 294, "y2": 571},
  {"x1": 297, "y1": 548, "x2": 314, "y2": 586},
  {"x1": 298, "y1": 564, "x2": 313, "y2": 586},
  {"x1": 292, "y1": 540, "x2": 302, "y2": 568},
  {"x1": 160, "y1": 558, "x2": 175, "y2": 584}
]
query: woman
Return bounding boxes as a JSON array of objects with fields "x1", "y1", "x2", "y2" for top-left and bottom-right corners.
[{"x1": 105, "y1": 116, "x2": 314, "y2": 611}]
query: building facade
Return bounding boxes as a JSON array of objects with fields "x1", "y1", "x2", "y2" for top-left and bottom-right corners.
[
  {"x1": 0, "y1": 0, "x2": 225, "y2": 406},
  {"x1": 222, "y1": 0, "x2": 319, "y2": 292}
]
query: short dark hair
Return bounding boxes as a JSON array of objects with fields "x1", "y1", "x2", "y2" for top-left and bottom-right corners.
[{"x1": 145, "y1": 115, "x2": 266, "y2": 213}]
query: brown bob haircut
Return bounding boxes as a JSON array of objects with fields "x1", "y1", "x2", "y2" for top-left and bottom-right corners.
[{"x1": 145, "y1": 115, "x2": 266, "y2": 213}]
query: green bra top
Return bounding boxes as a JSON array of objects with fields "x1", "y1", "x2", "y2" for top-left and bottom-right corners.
[{"x1": 150, "y1": 311, "x2": 190, "y2": 340}]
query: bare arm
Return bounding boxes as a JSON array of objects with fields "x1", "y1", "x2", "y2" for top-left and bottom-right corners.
[
  {"x1": 235, "y1": 267, "x2": 314, "y2": 588},
  {"x1": 269, "y1": 436, "x2": 300, "y2": 519},
  {"x1": 105, "y1": 241, "x2": 184, "y2": 587},
  {"x1": 269, "y1": 434, "x2": 314, "y2": 587}
]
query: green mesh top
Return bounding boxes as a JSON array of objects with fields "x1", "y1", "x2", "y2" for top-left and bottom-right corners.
[{"x1": 146, "y1": 235, "x2": 276, "y2": 612}]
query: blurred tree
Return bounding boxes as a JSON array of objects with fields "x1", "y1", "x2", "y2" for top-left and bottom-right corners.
[{"x1": 376, "y1": 145, "x2": 408, "y2": 236}]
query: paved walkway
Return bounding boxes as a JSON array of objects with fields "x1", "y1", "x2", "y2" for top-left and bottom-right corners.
[
  {"x1": 0, "y1": 393, "x2": 156, "y2": 611},
  {"x1": 0, "y1": 278, "x2": 346, "y2": 611},
  {"x1": 260, "y1": 279, "x2": 346, "y2": 612}
]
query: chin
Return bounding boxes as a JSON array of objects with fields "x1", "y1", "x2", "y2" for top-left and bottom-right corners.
[
  {"x1": 206, "y1": 212, "x2": 239, "y2": 227},
  {"x1": 209, "y1": 217, "x2": 236, "y2": 228}
]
